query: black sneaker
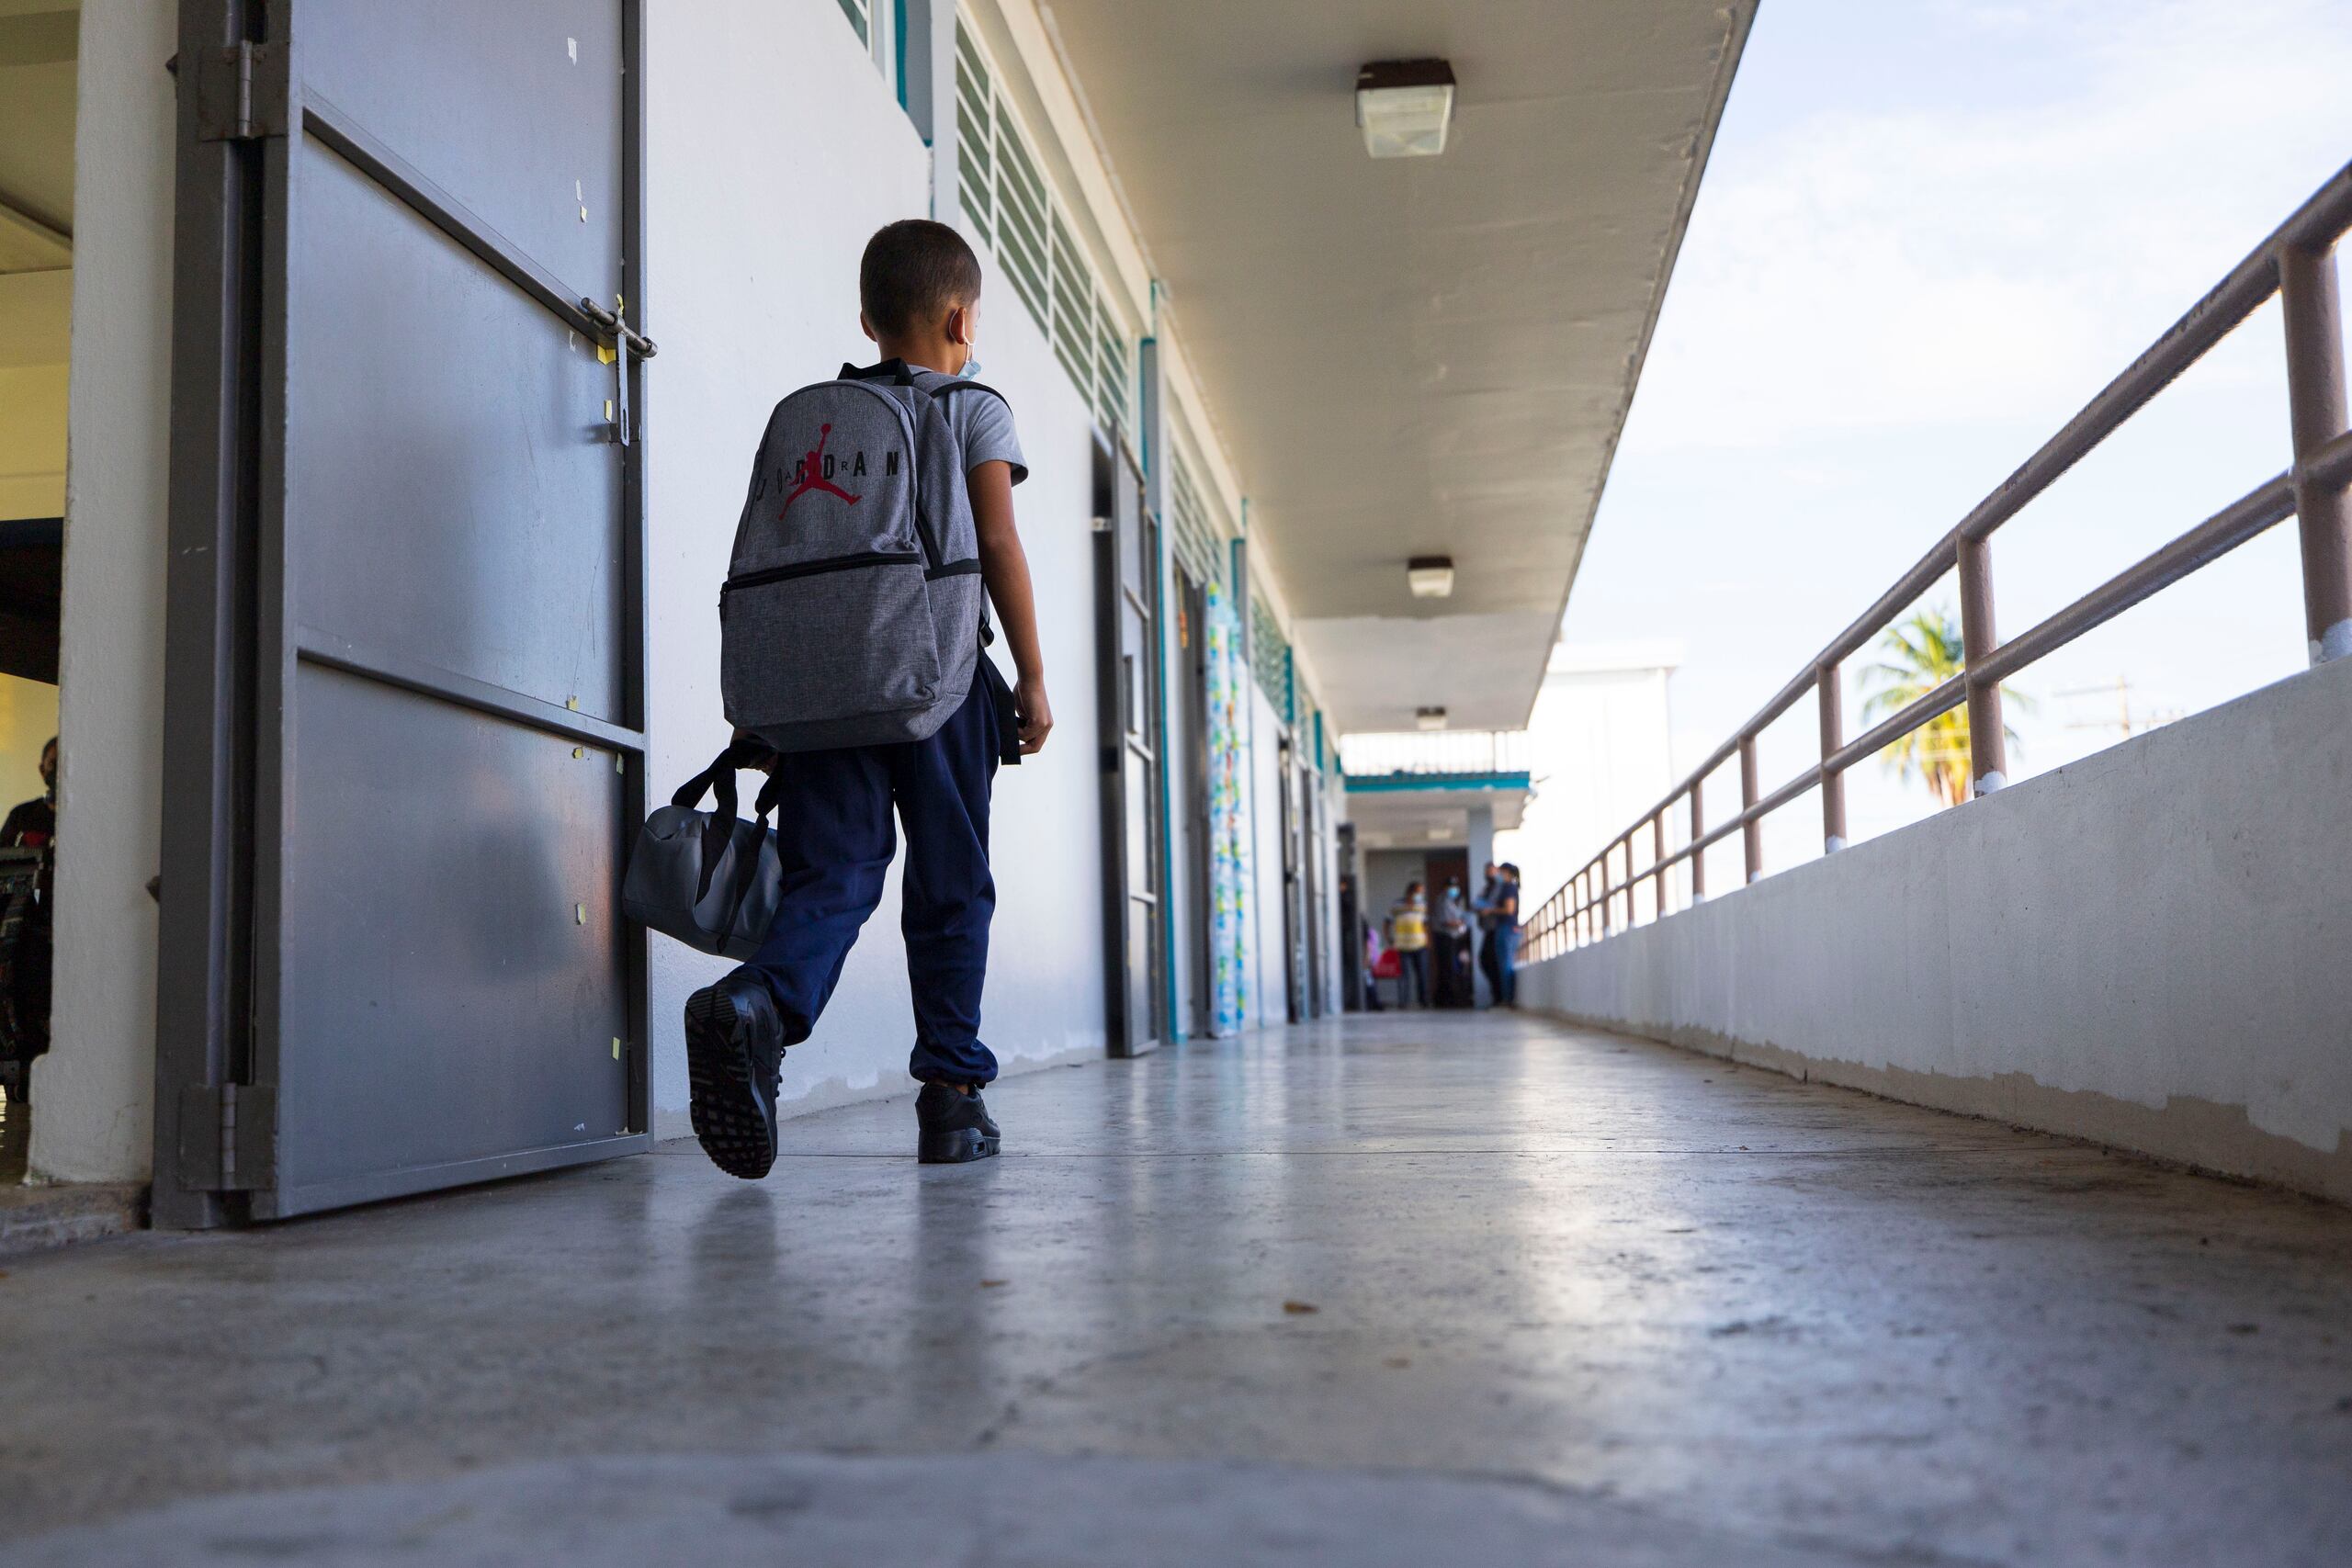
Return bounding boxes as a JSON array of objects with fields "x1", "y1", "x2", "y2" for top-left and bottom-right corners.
[
  {"x1": 684, "y1": 975, "x2": 786, "y2": 1179},
  {"x1": 915, "y1": 1082, "x2": 1001, "y2": 1164}
]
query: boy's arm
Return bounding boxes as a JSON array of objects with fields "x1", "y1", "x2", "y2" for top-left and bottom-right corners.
[{"x1": 968, "y1": 459, "x2": 1052, "y2": 754}]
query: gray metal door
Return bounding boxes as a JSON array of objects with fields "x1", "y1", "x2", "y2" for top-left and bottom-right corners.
[
  {"x1": 1176, "y1": 569, "x2": 1212, "y2": 1039},
  {"x1": 1277, "y1": 732, "x2": 1302, "y2": 1023},
  {"x1": 153, "y1": 0, "x2": 652, "y2": 1225},
  {"x1": 1300, "y1": 753, "x2": 1325, "y2": 1019},
  {"x1": 1093, "y1": 446, "x2": 1163, "y2": 1056}
]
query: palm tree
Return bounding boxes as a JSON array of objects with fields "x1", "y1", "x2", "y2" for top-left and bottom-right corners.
[{"x1": 1859, "y1": 607, "x2": 2027, "y2": 807}]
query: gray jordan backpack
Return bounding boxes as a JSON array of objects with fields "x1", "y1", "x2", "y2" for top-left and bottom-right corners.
[{"x1": 720, "y1": 359, "x2": 1001, "y2": 752}]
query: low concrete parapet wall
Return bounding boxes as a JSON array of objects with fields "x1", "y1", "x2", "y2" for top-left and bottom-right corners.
[{"x1": 1518, "y1": 656, "x2": 2352, "y2": 1205}]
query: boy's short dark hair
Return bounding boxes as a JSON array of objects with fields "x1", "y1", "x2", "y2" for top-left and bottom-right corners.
[{"x1": 860, "y1": 219, "x2": 982, "y2": 337}]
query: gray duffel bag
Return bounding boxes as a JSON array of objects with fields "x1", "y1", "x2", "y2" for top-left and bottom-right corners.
[{"x1": 622, "y1": 743, "x2": 784, "y2": 961}]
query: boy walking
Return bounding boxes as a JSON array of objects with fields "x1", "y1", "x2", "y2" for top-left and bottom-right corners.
[{"x1": 684, "y1": 220, "x2": 1052, "y2": 1178}]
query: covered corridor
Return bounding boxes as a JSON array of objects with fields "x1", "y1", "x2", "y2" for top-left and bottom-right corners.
[{"x1": 4, "y1": 1012, "x2": 2348, "y2": 1564}]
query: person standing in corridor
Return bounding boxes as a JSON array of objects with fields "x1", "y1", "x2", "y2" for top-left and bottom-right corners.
[
  {"x1": 1490, "y1": 863, "x2": 1521, "y2": 1008},
  {"x1": 1431, "y1": 877, "x2": 1473, "y2": 1007},
  {"x1": 1473, "y1": 861, "x2": 1504, "y2": 1008},
  {"x1": 682, "y1": 220, "x2": 1052, "y2": 1178},
  {"x1": 1388, "y1": 880, "x2": 1430, "y2": 1009}
]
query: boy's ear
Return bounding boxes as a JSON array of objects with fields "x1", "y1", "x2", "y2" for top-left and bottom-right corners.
[
  {"x1": 945, "y1": 302, "x2": 973, "y2": 347},
  {"x1": 859, "y1": 310, "x2": 876, "y2": 344}
]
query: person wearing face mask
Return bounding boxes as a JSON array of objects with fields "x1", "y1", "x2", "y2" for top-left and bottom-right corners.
[
  {"x1": 1386, "y1": 881, "x2": 1430, "y2": 1009},
  {"x1": 1430, "y1": 877, "x2": 1473, "y2": 1008}
]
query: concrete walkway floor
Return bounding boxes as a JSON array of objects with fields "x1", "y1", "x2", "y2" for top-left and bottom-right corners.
[{"x1": 3, "y1": 1012, "x2": 2350, "y2": 1565}]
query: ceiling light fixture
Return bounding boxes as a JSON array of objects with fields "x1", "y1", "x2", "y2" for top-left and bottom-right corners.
[
  {"x1": 1415, "y1": 706, "x2": 1449, "y2": 731},
  {"x1": 1356, "y1": 59, "x2": 1457, "y2": 159},
  {"x1": 1407, "y1": 555, "x2": 1455, "y2": 598}
]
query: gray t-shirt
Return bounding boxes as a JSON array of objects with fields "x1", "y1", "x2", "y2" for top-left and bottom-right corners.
[{"x1": 944, "y1": 381, "x2": 1026, "y2": 486}]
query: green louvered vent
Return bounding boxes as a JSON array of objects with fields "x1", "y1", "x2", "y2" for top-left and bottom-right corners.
[
  {"x1": 1049, "y1": 213, "x2": 1092, "y2": 395},
  {"x1": 992, "y1": 108, "x2": 1051, "y2": 327},
  {"x1": 1250, "y1": 587, "x2": 1292, "y2": 721},
  {"x1": 1169, "y1": 452, "x2": 1223, "y2": 588},
  {"x1": 1096, "y1": 304, "x2": 1130, "y2": 434},
  {"x1": 954, "y1": 25, "x2": 992, "y2": 243},
  {"x1": 956, "y1": 14, "x2": 1131, "y2": 443}
]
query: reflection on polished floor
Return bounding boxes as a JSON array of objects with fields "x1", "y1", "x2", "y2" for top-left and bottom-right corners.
[{"x1": 3, "y1": 1013, "x2": 2350, "y2": 1565}]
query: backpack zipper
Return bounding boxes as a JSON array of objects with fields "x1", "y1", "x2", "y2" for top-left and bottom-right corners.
[{"x1": 723, "y1": 549, "x2": 922, "y2": 594}]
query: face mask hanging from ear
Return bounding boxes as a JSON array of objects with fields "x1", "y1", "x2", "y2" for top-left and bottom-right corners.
[{"x1": 957, "y1": 347, "x2": 983, "y2": 378}]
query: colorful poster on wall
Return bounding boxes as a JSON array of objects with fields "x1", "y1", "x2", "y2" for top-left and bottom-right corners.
[{"x1": 1204, "y1": 581, "x2": 1250, "y2": 1034}]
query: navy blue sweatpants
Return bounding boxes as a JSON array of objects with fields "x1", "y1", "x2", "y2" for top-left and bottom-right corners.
[{"x1": 730, "y1": 678, "x2": 1001, "y2": 1085}]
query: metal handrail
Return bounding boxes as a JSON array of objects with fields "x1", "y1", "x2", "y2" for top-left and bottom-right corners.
[{"x1": 1523, "y1": 162, "x2": 2352, "y2": 964}]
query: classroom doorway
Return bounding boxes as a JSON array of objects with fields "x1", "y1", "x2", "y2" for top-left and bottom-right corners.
[
  {"x1": 1092, "y1": 438, "x2": 1165, "y2": 1056},
  {"x1": 1174, "y1": 566, "x2": 1213, "y2": 1039}
]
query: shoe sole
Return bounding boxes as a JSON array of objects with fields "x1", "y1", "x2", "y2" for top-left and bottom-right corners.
[
  {"x1": 684, "y1": 987, "x2": 776, "y2": 1180},
  {"x1": 917, "y1": 1127, "x2": 1001, "y2": 1165}
]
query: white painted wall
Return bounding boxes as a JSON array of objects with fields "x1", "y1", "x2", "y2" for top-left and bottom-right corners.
[
  {"x1": 1360, "y1": 849, "x2": 1430, "y2": 938},
  {"x1": 29, "y1": 0, "x2": 173, "y2": 1183},
  {"x1": 1517, "y1": 655, "x2": 2352, "y2": 1205},
  {"x1": 0, "y1": 362, "x2": 70, "y2": 520},
  {"x1": 645, "y1": 0, "x2": 1106, "y2": 1129}
]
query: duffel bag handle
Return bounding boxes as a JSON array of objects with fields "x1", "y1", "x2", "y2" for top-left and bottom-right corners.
[
  {"x1": 671, "y1": 737, "x2": 775, "y2": 811},
  {"x1": 672, "y1": 741, "x2": 775, "y2": 903}
]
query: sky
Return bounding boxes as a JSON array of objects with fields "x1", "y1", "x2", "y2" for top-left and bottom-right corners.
[{"x1": 1558, "y1": 0, "x2": 2352, "y2": 881}]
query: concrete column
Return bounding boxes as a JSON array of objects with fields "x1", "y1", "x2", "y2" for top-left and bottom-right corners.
[
  {"x1": 1466, "y1": 805, "x2": 1495, "y2": 887},
  {"x1": 1466, "y1": 804, "x2": 1497, "y2": 1006}
]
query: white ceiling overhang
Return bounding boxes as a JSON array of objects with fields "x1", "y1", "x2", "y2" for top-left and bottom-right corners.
[{"x1": 1038, "y1": 1, "x2": 1752, "y2": 732}]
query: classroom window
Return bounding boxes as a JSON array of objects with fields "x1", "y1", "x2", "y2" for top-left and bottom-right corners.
[{"x1": 835, "y1": 0, "x2": 899, "y2": 98}]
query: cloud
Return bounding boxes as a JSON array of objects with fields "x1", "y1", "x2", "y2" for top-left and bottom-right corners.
[{"x1": 1622, "y1": 0, "x2": 2352, "y2": 454}]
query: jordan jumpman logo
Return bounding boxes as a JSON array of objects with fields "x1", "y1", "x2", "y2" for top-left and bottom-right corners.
[{"x1": 781, "y1": 423, "x2": 862, "y2": 514}]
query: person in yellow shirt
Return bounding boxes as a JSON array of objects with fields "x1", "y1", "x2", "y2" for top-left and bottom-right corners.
[{"x1": 1387, "y1": 881, "x2": 1430, "y2": 1009}]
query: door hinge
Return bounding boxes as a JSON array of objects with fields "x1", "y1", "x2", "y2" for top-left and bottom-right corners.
[
  {"x1": 176, "y1": 1081, "x2": 277, "y2": 1191},
  {"x1": 195, "y1": 39, "x2": 289, "y2": 142}
]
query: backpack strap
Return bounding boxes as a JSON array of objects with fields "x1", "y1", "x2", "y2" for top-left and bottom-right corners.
[
  {"x1": 838, "y1": 357, "x2": 919, "y2": 387},
  {"x1": 924, "y1": 377, "x2": 1010, "y2": 412},
  {"x1": 836, "y1": 364, "x2": 1006, "y2": 648}
]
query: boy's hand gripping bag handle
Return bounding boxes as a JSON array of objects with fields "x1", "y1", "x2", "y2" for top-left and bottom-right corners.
[{"x1": 624, "y1": 745, "x2": 786, "y2": 960}]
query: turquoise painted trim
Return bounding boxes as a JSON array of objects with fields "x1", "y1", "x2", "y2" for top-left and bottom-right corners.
[
  {"x1": 1343, "y1": 773, "x2": 1532, "y2": 795},
  {"x1": 894, "y1": 0, "x2": 909, "y2": 113},
  {"x1": 1138, "y1": 336, "x2": 1159, "y2": 488},
  {"x1": 1153, "y1": 495, "x2": 1181, "y2": 1045}
]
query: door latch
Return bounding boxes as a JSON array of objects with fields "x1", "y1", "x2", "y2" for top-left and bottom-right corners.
[{"x1": 582, "y1": 297, "x2": 657, "y2": 446}]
